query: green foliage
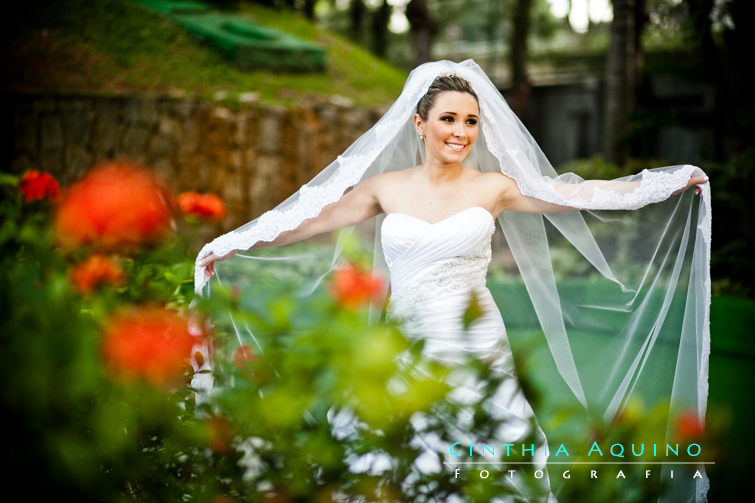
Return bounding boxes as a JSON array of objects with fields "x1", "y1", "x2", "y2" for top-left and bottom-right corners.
[
  {"x1": 1, "y1": 168, "x2": 727, "y2": 501},
  {"x1": 704, "y1": 149, "x2": 755, "y2": 296},
  {"x1": 0, "y1": 171, "x2": 533, "y2": 500},
  {"x1": 0, "y1": 176, "x2": 208, "y2": 500}
]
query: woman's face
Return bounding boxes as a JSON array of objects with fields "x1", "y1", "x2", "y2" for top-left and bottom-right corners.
[{"x1": 416, "y1": 91, "x2": 479, "y2": 164}]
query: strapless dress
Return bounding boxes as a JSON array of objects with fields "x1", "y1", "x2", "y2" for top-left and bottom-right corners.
[{"x1": 374, "y1": 206, "x2": 557, "y2": 502}]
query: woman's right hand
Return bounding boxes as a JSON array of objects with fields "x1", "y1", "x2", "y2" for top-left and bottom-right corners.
[{"x1": 198, "y1": 250, "x2": 239, "y2": 278}]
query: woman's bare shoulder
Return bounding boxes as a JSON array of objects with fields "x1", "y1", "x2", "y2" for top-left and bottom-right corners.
[
  {"x1": 473, "y1": 170, "x2": 517, "y2": 189},
  {"x1": 367, "y1": 167, "x2": 419, "y2": 188}
]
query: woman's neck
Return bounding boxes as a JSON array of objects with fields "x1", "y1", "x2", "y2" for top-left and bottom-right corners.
[{"x1": 421, "y1": 159, "x2": 465, "y2": 186}]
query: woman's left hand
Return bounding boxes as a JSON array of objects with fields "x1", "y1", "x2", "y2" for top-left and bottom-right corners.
[
  {"x1": 673, "y1": 174, "x2": 709, "y2": 196},
  {"x1": 198, "y1": 249, "x2": 239, "y2": 278}
]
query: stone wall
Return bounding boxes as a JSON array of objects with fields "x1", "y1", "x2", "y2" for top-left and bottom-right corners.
[{"x1": 3, "y1": 93, "x2": 384, "y2": 228}]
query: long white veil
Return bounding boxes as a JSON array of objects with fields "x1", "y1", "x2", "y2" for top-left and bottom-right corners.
[{"x1": 194, "y1": 59, "x2": 710, "y2": 502}]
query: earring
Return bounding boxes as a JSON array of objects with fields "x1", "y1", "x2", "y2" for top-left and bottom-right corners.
[{"x1": 417, "y1": 131, "x2": 424, "y2": 141}]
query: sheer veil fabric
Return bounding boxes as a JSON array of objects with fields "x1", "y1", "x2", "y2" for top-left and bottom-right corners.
[{"x1": 194, "y1": 60, "x2": 711, "y2": 502}]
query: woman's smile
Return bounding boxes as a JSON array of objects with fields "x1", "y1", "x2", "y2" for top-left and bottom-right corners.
[{"x1": 446, "y1": 141, "x2": 467, "y2": 152}]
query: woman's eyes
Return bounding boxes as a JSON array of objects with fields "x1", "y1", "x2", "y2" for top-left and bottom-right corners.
[{"x1": 440, "y1": 116, "x2": 477, "y2": 125}]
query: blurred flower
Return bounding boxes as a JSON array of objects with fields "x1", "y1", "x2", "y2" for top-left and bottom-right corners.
[
  {"x1": 54, "y1": 161, "x2": 174, "y2": 250},
  {"x1": 177, "y1": 191, "x2": 226, "y2": 221},
  {"x1": 206, "y1": 415, "x2": 234, "y2": 456},
  {"x1": 329, "y1": 263, "x2": 384, "y2": 309},
  {"x1": 70, "y1": 254, "x2": 125, "y2": 295},
  {"x1": 102, "y1": 306, "x2": 199, "y2": 387},
  {"x1": 675, "y1": 410, "x2": 704, "y2": 441},
  {"x1": 233, "y1": 344, "x2": 256, "y2": 367},
  {"x1": 19, "y1": 169, "x2": 60, "y2": 202}
]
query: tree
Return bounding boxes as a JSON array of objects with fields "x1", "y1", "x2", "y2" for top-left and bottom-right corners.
[
  {"x1": 371, "y1": 0, "x2": 392, "y2": 58},
  {"x1": 602, "y1": 0, "x2": 645, "y2": 163},
  {"x1": 509, "y1": 0, "x2": 533, "y2": 116},
  {"x1": 406, "y1": 0, "x2": 436, "y2": 66},
  {"x1": 348, "y1": 0, "x2": 367, "y2": 43},
  {"x1": 302, "y1": 0, "x2": 317, "y2": 20}
]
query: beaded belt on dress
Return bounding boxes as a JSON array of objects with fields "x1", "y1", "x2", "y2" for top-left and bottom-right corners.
[{"x1": 387, "y1": 241, "x2": 492, "y2": 322}]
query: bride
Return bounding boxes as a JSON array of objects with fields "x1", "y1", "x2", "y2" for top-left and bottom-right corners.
[{"x1": 195, "y1": 60, "x2": 710, "y2": 502}]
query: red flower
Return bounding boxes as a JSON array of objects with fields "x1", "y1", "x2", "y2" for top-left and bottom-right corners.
[
  {"x1": 177, "y1": 191, "x2": 226, "y2": 221},
  {"x1": 19, "y1": 170, "x2": 60, "y2": 202},
  {"x1": 206, "y1": 415, "x2": 234, "y2": 455},
  {"x1": 328, "y1": 263, "x2": 385, "y2": 309},
  {"x1": 54, "y1": 161, "x2": 174, "y2": 251},
  {"x1": 102, "y1": 307, "x2": 199, "y2": 387},
  {"x1": 70, "y1": 254, "x2": 125, "y2": 295},
  {"x1": 233, "y1": 344, "x2": 257, "y2": 367},
  {"x1": 675, "y1": 410, "x2": 704, "y2": 441}
]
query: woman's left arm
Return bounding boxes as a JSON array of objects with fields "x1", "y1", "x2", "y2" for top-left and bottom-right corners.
[{"x1": 491, "y1": 172, "x2": 708, "y2": 214}]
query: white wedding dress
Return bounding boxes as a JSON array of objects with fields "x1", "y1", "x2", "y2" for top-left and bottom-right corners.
[{"x1": 380, "y1": 206, "x2": 557, "y2": 502}]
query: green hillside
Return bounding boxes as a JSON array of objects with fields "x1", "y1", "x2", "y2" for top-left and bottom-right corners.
[{"x1": 2, "y1": 0, "x2": 406, "y2": 106}]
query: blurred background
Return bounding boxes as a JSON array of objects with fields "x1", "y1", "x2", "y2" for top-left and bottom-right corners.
[
  {"x1": 1, "y1": 0, "x2": 753, "y2": 501},
  {"x1": 3, "y1": 0, "x2": 753, "y2": 292}
]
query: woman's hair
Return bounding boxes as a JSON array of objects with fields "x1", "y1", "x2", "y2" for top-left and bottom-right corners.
[{"x1": 416, "y1": 74, "x2": 479, "y2": 120}]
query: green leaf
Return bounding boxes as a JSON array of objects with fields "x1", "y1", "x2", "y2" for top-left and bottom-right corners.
[
  {"x1": 0, "y1": 173, "x2": 19, "y2": 187},
  {"x1": 462, "y1": 290, "x2": 484, "y2": 330}
]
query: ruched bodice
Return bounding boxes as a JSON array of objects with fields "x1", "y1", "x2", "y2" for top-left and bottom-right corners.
[
  {"x1": 377, "y1": 206, "x2": 556, "y2": 502},
  {"x1": 382, "y1": 206, "x2": 495, "y2": 317},
  {"x1": 381, "y1": 206, "x2": 507, "y2": 360}
]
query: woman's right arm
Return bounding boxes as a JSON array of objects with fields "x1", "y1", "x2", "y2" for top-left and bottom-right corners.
[{"x1": 199, "y1": 176, "x2": 384, "y2": 277}]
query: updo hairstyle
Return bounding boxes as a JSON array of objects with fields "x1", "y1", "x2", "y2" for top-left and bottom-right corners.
[{"x1": 415, "y1": 74, "x2": 479, "y2": 121}]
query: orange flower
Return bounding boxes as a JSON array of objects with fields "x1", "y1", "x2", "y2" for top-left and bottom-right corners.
[
  {"x1": 177, "y1": 191, "x2": 226, "y2": 221},
  {"x1": 328, "y1": 263, "x2": 385, "y2": 309},
  {"x1": 102, "y1": 306, "x2": 199, "y2": 387},
  {"x1": 70, "y1": 254, "x2": 125, "y2": 295},
  {"x1": 54, "y1": 161, "x2": 174, "y2": 251},
  {"x1": 19, "y1": 170, "x2": 60, "y2": 202},
  {"x1": 675, "y1": 410, "x2": 704, "y2": 441}
]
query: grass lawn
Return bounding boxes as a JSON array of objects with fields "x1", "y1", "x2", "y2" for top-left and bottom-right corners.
[{"x1": 2, "y1": 0, "x2": 407, "y2": 107}]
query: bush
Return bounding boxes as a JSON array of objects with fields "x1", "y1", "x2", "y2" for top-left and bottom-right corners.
[{"x1": 0, "y1": 163, "x2": 721, "y2": 501}]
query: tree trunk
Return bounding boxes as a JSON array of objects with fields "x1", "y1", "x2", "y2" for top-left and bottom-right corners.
[
  {"x1": 406, "y1": 0, "x2": 435, "y2": 66},
  {"x1": 684, "y1": 0, "x2": 727, "y2": 159},
  {"x1": 509, "y1": 0, "x2": 533, "y2": 117},
  {"x1": 602, "y1": 0, "x2": 638, "y2": 164},
  {"x1": 302, "y1": 0, "x2": 316, "y2": 20},
  {"x1": 349, "y1": 0, "x2": 366, "y2": 43},
  {"x1": 371, "y1": 0, "x2": 391, "y2": 58}
]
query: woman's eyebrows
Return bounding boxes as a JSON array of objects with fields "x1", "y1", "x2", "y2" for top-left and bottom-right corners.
[{"x1": 440, "y1": 111, "x2": 479, "y2": 117}]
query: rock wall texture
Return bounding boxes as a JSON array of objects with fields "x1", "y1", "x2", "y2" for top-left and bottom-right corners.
[{"x1": 3, "y1": 93, "x2": 384, "y2": 228}]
